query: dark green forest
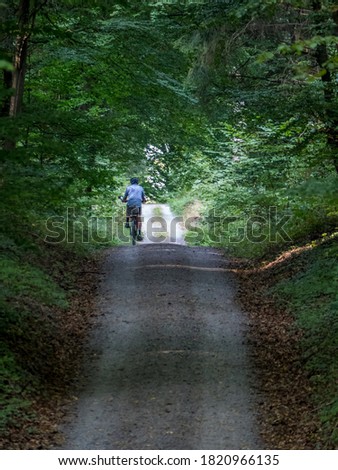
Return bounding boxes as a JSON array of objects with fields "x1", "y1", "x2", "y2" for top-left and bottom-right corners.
[{"x1": 0, "y1": 0, "x2": 337, "y2": 449}]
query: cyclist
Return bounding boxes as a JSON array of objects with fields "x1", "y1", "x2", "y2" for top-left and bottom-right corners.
[{"x1": 122, "y1": 177, "x2": 146, "y2": 241}]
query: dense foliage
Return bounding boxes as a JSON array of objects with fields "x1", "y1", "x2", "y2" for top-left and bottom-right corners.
[
  {"x1": 162, "y1": 0, "x2": 338, "y2": 252},
  {"x1": 0, "y1": 0, "x2": 337, "y2": 448}
]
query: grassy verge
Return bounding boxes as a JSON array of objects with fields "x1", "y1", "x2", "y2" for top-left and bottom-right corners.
[
  {"x1": 169, "y1": 194, "x2": 204, "y2": 245},
  {"x1": 0, "y1": 249, "x2": 67, "y2": 445},
  {"x1": 270, "y1": 236, "x2": 338, "y2": 446},
  {"x1": 0, "y1": 220, "x2": 103, "y2": 448},
  {"x1": 152, "y1": 206, "x2": 163, "y2": 217},
  {"x1": 233, "y1": 235, "x2": 337, "y2": 449}
]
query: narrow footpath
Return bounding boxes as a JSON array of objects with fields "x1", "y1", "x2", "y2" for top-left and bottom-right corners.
[{"x1": 57, "y1": 205, "x2": 263, "y2": 449}]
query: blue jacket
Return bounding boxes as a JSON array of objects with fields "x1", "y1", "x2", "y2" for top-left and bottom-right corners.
[{"x1": 123, "y1": 184, "x2": 146, "y2": 207}]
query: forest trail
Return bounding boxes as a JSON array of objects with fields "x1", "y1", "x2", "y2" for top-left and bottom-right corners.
[
  {"x1": 58, "y1": 205, "x2": 263, "y2": 449},
  {"x1": 141, "y1": 203, "x2": 186, "y2": 245}
]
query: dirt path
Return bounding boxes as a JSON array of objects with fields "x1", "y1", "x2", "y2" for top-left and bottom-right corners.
[
  {"x1": 57, "y1": 205, "x2": 263, "y2": 449},
  {"x1": 142, "y1": 203, "x2": 186, "y2": 245}
]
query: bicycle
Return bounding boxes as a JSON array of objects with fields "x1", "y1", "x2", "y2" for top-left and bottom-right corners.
[
  {"x1": 119, "y1": 197, "x2": 140, "y2": 246},
  {"x1": 129, "y1": 206, "x2": 139, "y2": 246}
]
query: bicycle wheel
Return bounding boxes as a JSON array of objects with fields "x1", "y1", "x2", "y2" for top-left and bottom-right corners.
[{"x1": 131, "y1": 219, "x2": 137, "y2": 245}]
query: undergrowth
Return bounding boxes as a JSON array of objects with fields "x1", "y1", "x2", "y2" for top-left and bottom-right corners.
[
  {"x1": 0, "y1": 345, "x2": 34, "y2": 435},
  {"x1": 0, "y1": 212, "x2": 104, "y2": 447},
  {"x1": 0, "y1": 248, "x2": 68, "y2": 438},
  {"x1": 270, "y1": 237, "x2": 338, "y2": 446}
]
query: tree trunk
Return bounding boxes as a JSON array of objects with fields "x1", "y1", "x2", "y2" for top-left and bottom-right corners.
[
  {"x1": 9, "y1": 0, "x2": 31, "y2": 118},
  {"x1": 2, "y1": 0, "x2": 40, "y2": 150},
  {"x1": 1, "y1": 70, "x2": 12, "y2": 117}
]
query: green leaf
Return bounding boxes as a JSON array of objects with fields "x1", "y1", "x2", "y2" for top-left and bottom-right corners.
[{"x1": 0, "y1": 60, "x2": 14, "y2": 71}]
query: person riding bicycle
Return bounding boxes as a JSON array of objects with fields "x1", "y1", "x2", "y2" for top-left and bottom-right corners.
[{"x1": 123, "y1": 177, "x2": 146, "y2": 241}]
